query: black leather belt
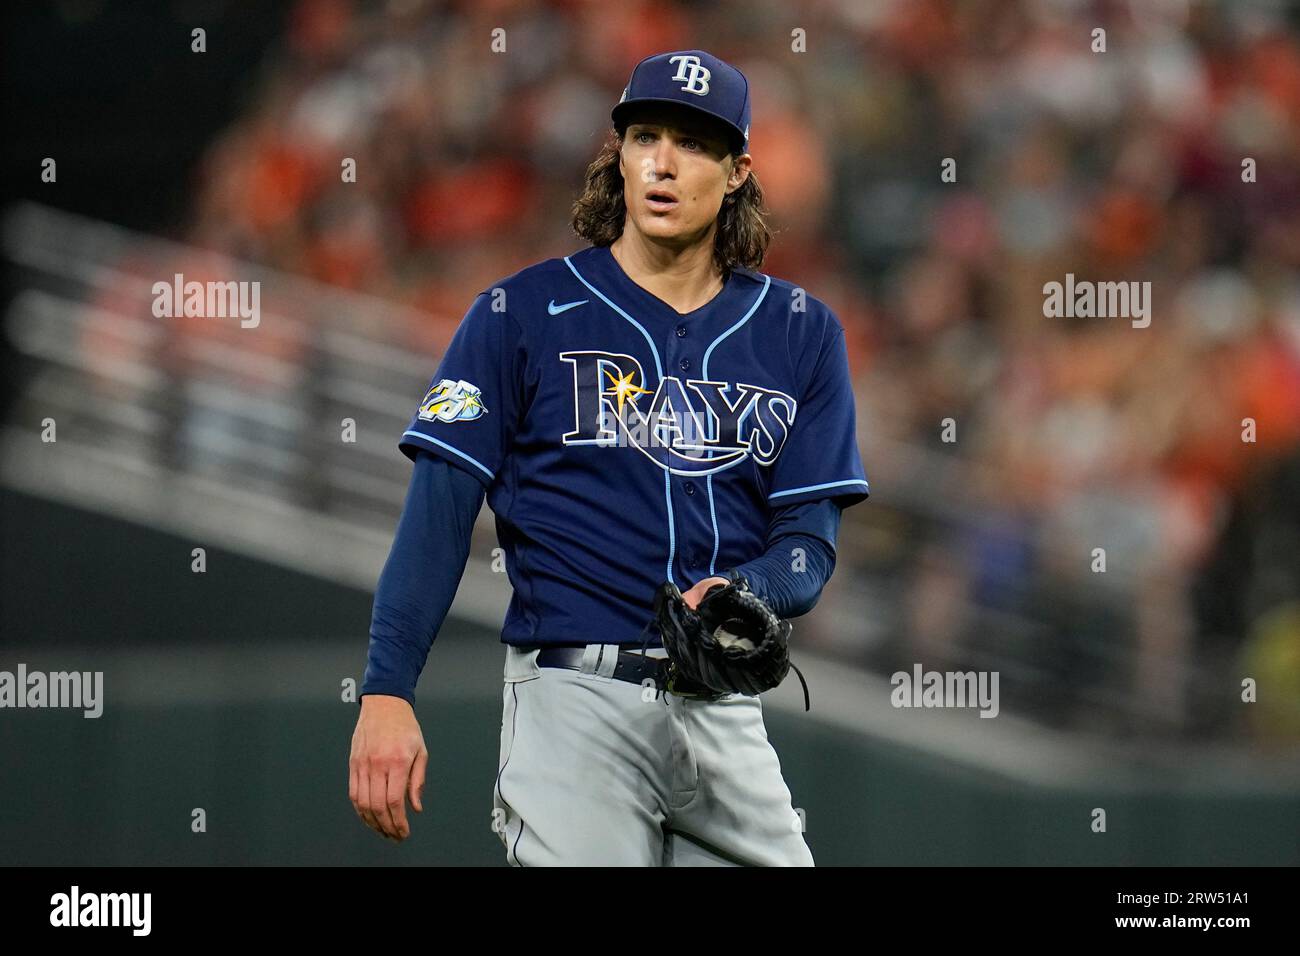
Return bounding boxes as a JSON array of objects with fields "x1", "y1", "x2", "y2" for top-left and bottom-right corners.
[{"x1": 534, "y1": 646, "x2": 727, "y2": 701}]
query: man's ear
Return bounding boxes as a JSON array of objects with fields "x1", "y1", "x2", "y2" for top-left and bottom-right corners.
[{"x1": 726, "y1": 154, "x2": 752, "y2": 195}]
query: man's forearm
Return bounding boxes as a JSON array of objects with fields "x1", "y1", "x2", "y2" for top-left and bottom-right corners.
[
  {"x1": 722, "y1": 497, "x2": 842, "y2": 618},
  {"x1": 361, "y1": 450, "x2": 486, "y2": 706}
]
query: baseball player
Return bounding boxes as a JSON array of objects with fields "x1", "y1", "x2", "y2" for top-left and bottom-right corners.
[{"x1": 349, "y1": 49, "x2": 869, "y2": 866}]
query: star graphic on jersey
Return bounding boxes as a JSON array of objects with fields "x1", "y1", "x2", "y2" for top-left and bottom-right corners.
[
  {"x1": 602, "y1": 367, "x2": 652, "y2": 419},
  {"x1": 429, "y1": 393, "x2": 479, "y2": 416}
]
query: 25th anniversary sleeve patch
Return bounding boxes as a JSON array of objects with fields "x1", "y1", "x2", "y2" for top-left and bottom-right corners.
[{"x1": 417, "y1": 379, "x2": 487, "y2": 423}]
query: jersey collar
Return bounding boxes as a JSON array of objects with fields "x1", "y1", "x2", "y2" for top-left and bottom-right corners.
[{"x1": 577, "y1": 244, "x2": 755, "y2": 325}]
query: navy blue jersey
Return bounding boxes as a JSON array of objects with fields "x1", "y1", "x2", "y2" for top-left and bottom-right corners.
[{"x1": 399, "y1": 244, "x2": 869, "y2": 645}]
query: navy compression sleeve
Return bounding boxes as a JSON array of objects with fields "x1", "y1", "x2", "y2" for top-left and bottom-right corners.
[
  {"x1": 721, "y1": 498, "x2": 843, "y2": 618},
  {"x1": 360, "y1": 450, "x2": 486, "y2": 706}
]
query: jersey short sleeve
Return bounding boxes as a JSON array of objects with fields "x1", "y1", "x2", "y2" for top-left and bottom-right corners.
[
  {"x1": 766, "y1": 311, "x2": 870, "y2": 508},
  {"x1": 398, "y1": 292, "x2": 524, "y2": 487}
]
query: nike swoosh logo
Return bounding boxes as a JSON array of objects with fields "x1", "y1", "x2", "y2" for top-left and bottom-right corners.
[{"x1": 548, "y1": 299, "x2": 588, "y2": 315}]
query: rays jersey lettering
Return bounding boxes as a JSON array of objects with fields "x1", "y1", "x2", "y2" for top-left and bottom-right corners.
[{"x1": 559, "y1": 351, "x2": 795, "y2": 475}]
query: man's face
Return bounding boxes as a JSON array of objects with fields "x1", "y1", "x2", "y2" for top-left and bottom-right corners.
[{"x1": 618, "y1": 104, "x2": 751, "y2": 249}]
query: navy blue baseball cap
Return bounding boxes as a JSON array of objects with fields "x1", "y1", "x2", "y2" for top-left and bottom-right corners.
[{"x1": 611, "y1": 50, "x2": 751, "y2": 154}]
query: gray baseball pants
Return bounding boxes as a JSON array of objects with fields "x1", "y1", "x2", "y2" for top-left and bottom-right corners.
[{"x1": 492, "y1": 642, "x2": 814, "y2": 866}]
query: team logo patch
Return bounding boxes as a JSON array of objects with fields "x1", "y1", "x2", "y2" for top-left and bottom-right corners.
[
  {"x1": 418, "y1": 378, "x2": 487, "y2": 423},
  {"x1": 669, "y1": 54, "x2": 711, "y2": 96}
]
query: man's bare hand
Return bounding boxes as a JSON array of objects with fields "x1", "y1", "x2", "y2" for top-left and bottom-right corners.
[
  {"x1": 349, "y1": 695, "x2": 427, "y2": 842},
  {"x1": 682, "y1": 576, "x2": 730, "y2": 610}
]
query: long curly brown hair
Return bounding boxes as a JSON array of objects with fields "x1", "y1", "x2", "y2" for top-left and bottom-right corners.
[{"x1": 570, "y1": 130, "x2": 772, "y2": 276}]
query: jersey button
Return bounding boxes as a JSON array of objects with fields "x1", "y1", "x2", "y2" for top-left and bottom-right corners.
[
  {"x1": 684, "y1": 482, "x2": 695, "y2": 496},
  {"x1": 676, "y1": 325, "x2": 687, "y2": 338},
  {"x1": 679, "y1": 358, "x2": 691, "y2": 371}
]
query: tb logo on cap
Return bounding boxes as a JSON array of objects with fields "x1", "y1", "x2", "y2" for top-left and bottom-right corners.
[{"x1": 669, "y1": 54, "x2": 711, "y2": 96}]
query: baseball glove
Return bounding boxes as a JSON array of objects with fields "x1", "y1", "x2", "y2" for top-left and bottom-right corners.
[{"x1": 651, "y1": 575, "x2": 810, "y2": 710}]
